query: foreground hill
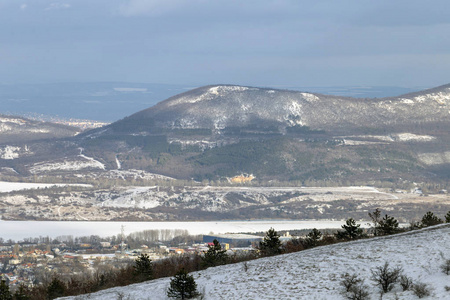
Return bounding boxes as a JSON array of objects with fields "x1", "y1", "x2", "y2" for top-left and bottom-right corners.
[{"x1": 61, "y1": 224, "x2": 450, "y2": 299}]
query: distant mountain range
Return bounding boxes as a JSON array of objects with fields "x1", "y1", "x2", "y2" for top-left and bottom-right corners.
[{"x1": 0, "y1": 83, "x2": 449, "y2": 184}]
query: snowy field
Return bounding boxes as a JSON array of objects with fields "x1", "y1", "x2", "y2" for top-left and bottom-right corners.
[
  {"x1": 0, "y1": 181, "x2": 90, "y2": 193},
  {"x1": 0, "y1": 220, "x2": 352, "y2": 241},
  {"x1": 61, "y1": 224, "x2": 450, "y2": 300}
]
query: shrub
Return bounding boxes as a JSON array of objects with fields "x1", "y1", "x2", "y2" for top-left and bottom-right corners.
[
  {"x1": 340, "y1": 273, "x2": 369, "y2": 300},
  {"x1": 345, "y1": 284, "x2": 370, "y2": 300},
  {"x1": 445, "y1": 211, "x2": 450, "y2": 223},
  {"x1": 167, "y1": 268, "x2": 200, "y2": 299},
  {"x1": 412, "y1": 282, "x2": 431, "y2": 298},
  {"x1": 441, "y1": 259, "x2": 450, "y2": 275},
  {"x1": 341, "y1": 273, "x2": 362, "y2": 293},
  {"x1": 371, "y1": 262, "x2": 402, "y2": 293},
  {"x1": 399, "y1": 275, "x2": 413, "y2": 291}
]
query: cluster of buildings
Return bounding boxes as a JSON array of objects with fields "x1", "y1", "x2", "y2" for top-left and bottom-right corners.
[{"x1": 0, "y1": 232, "x2": 272, "y2": 289}]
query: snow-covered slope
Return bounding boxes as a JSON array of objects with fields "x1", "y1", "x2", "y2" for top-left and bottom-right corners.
[{"x1": 61, "y1": 224, "x2": 450, "y2": 300}]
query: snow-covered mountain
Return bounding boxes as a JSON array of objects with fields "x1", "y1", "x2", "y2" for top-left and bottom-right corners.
[
  {"x1": 0, "y1": 114, "x2": 79, "y2": 144},
  {"x1": 60, "y1": 224, "x2": 450, "y2": 300},
  {"x1": 103, "y1": 83, "x2": 450, "y2": 134}
]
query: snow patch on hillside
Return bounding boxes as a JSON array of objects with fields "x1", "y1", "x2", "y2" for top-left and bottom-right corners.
[
  {"x1": 29, "y1": 157, "x2": 105, "y2": 174},
  {"x1": 301, "y1": 92, "x2": 320, "y2": 102},
  {"x1": 418, "y1": 151, "x2": 450, "y2": 165},
  {"x1": 414, "y1": 90, "x2": 450, "y2": 105},
  {"x1": 62, "y1": 225, "x2": 450, "y2": 300},
  {"x1": 168, "y1": 86, "x2": 250, "y2": 107},
  {"x1": 394, "y1": 133, "x2": 435, "y2": 142},
  {"x1": 0, "y1": 146, "x2": 21, "y2": 159}
]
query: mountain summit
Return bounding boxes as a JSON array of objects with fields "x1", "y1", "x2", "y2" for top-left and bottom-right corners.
[
  {"x1": 2, "y1": 84, "x2": 450, "y2": 182},
  {"x1": 93, "y1": 83, "x2": 450, "y2": 139}
]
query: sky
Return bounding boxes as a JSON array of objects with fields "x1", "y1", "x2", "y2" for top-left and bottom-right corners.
[{"x1": 1, "y1": 0, "x2": 449, "y2": 88}]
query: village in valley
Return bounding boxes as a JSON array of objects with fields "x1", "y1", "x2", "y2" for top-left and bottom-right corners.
[{"x1": 0, "y1": 230, "x2": 275, "y2": 289}]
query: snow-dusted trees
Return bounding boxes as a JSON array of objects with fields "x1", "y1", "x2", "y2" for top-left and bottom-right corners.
[
  {"x1": 258, "y1": 227, "x2": 282, "y2": 256},
  {"x1": 167, "y1": 268, "x2": 199, "y2": 299}
]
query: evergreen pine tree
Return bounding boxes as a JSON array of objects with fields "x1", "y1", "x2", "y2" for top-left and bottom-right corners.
[
  {"x1": 46, "y1": 277, "x2": 66, "y2": 300},
  {"x1": 258, "y1": 227, "x2": 282, "y2": 256},
  {"x1": 13, "y1": 284, "x2": 30, "y2": 300},
  {"x1": 445, "y1": 211, "x2": 450, "y2": 223},
  {"x1": 421, "y1": 211, "x2": 443, "y2": 227},
  {"x1": 378, "y1": 214, "x2": 399, "y2": 235},
  {"x1": 0, "y1": 280, "x2": 12, "y2": 300},
  {"x1": 336, "y1": 218, "x2": 364, "y2": 240},
  {"x1": 167, "y1": 268, "x2": 200, "y2": 299},
  {"x1": 134, "y1": 253, "x2": 153, "y2": 281},
  {"x1": 305, "y1": 228, "x2": 322, "y2": 247},
  {"x1": 202, "y1": 239, "x2": 228, "y2": 268}
]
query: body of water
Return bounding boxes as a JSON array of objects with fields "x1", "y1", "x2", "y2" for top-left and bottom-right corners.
[{"x1": 0, "y1": 220, "x2": 357, "y2": 241}]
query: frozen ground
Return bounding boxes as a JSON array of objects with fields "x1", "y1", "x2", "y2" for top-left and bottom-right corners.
[{"x1": 61, "y1": 224, "x2": 450, "y2": 300}]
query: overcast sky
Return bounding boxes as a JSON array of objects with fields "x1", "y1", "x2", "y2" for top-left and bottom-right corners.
[{"x1": 1, "y1": 0, "x2": 449, "y2": 88}]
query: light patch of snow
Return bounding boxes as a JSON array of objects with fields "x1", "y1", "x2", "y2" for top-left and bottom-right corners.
[
  {"x1": 0, "y1": 117, "x2": 25, "y2": 125},
  {"x1": 101, "y1": 187, "x2": 162, "y2": 209},
  {"x1": 0, "y1": 146, "x2": 21, "y2": 159},
  {"x1": 115, "y1": 156, "x2": 121, "y2": 169},
  {"x1": 301, "y1": 92, "x2": 320, "y2": 102},
  {"x1": 339, "y1": 134, "x2": 435, "y2": 143},
  {"x1": 414, "y1": 90, "x2": 450, "y2": 105},
  {"x1": 28, "y1": 128, "x2": 50, "y2": 133},
  {"x1": 394, "y1": 133, "x2": 435, "y2": 142},
  {"x1": 399, "y1": 98, "x2": 414, "y2": 104},
  {"x1": 284, "y1": 101, "x2": 303, "y2": 125},
  {"x1": 418, "y1": 151, "x2": 450, "y2": 165},
  {"x1": 98, "y1": 170, "x2": 174, "y2": 181},
  {"x1": 266, "y1": 90, "x2": 276, "y2": 94},
  {"x1": 342, "y1": 139, "x2": 388, "y2": 146},
  {"x1": 0, "y1": 123, "x2": 12, "y2": 132},
  {"x1": 168, "y1": 86, "x2": 250, "y2": 106},
  {"x1": 29, "y1": 151, "x2": 105, "y2": 174},
  {"x1": 62, "y1": 225, "x2": 450, "y2": 300},
  {"x1": 78, "y1": 148, "x2": 105, "y2": 169},
  {"x1": 0, "y1": 167, "x2": 18, "y2": 174}
]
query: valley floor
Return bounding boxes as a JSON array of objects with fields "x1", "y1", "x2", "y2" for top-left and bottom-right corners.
[{"x1": 61, "y1": 224, "x2": 450, "y2": 300}]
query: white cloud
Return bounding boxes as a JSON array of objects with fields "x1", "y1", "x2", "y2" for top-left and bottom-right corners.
[
  {"x1": 20, "y1": 4, "x2": 27, "y2": 10},
  {"x1": 45, "y1": 2, "x2": 71, "y2": 11},
  {"x1": 119, "y1": 0, "x2": 199, "y2": 16}
]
